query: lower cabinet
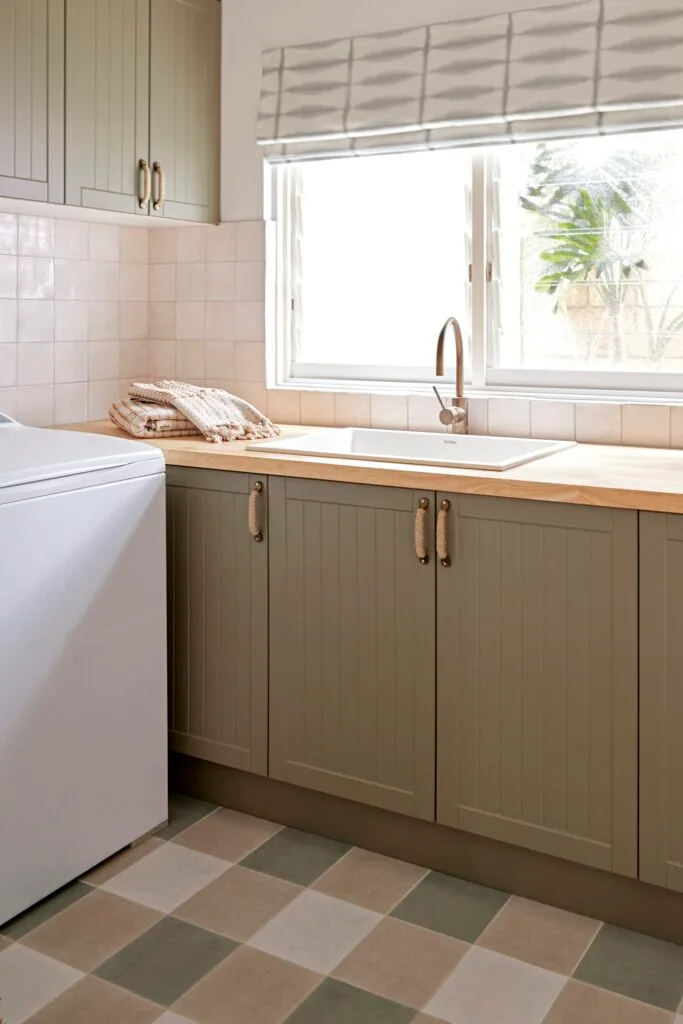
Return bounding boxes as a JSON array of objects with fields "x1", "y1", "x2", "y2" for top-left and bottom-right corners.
[
  {"x1": 436, "y1": 494, "x2": 639, "y2": 877},
  {"x1": 166, "y1": 467, "x2": 268, "y2": 774},
  {"x1": 640, "y1": 512, "x2": 683, "y2": 891},
  {"x1": 268, "y1": 477, "x2": 436, "y2": 819}
]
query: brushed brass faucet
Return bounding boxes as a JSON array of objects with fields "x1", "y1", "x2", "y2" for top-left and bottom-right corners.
[{"x1": 433, "y1": 316, "x2": 468, "y2": 433}]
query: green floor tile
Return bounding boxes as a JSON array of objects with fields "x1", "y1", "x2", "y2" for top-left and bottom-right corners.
[
  {"x1": 155, "y1": 793, "x2": 218, "y2": 840},
  {"x1": 574, "y1": 923, "x2": 683, "y2": 1011},
  {"x1": 95, "y1": 916, "x2": 237, "y2": 1006},
  {"x1": 240, "y1": 828, "x2": 350, "y2": 886},
  {"x1": 1, "y1": 881, "x2": 92, "y2": 939},
  {"x1": 284, "y1": 978, "x2": 415, "y2": 1024},
  {"x1": 390, "y1": 871, "x2": 509, "y2": 943}
]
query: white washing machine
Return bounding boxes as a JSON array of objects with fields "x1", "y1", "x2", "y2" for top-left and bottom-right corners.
[{"x1": 0, "y1": 416, "x2": 168, "y2": 926}]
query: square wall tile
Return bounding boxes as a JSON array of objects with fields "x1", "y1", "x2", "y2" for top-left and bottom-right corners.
[
  {"x1": 88, "y1": 379, "x2": 120, "y2": 419},
  {"x1": 120, "y1": 339, "x2": 148, "y2": 378},
  {"x1": 248, "y1": 889, "x2": 382, "y2": 974},
  {"x1": 672, "y1": 407, "x2": 683, "y2": 449},
  {"x1": 232, "y1": 380, "x2": 267, "y2": 412},
  {"x1": 148, "y1": 338, "x2": 177, "y2": 378},
  {"x1": 55, "y1": 301, "x2": 88, "y2": 343},
  {"x1": 55, "y1": 259, "x2": 88, "y2": 300},
  {"x1": 234, "y1": 341, "x2": 265, "y2": 382},
  {"x1": 236, "y1": 261, "x2": 265, "y2": 301},
  {"x1": 55, "y1": 342, "x2": 88, "y2": 383},
  {"x1": 177, "y1": 262, "x2": 207, "y2": 302},
  {"x1": 235, "y1": 300, "x2": 265, "y2": 341},
  {"x1": 177, "y1": 340, "x2": 206, "y2": 379},
  {"x1": 19, "y1": 342, "x2": 54, "y2": 385},
  {"x1": 149, "y1": 228, "x2": 177, "y2": 264},
  {"x1": 205, "y1": 340, "x2": 235, "y2": 379},
  {"x1": 0, "y1": 343, "x2": 17, "y2": 386},
  {"x1": 19, "y1": 257, "x2": 54, "y2": 299},
  {"x1": 370, "y1": 395, "x2": 408, "y2": 430},
  {"x1": 621, "y1": 404, "x2": 670, "y2": 448},
  {"x1": 0, "y1": 254, "x2": 18, "y2": 297},
  {"x1": 0, "y1": 212, "x2": 18, "y2": 254},
  {"x1": 89, "y1": 224, "x2": 120, "y2": 262},
  {"x1": 177, "y1": 227, "x2": 207, "y2": 263},
  {"x1": 530, "y1": 400, "x2": 576, "y2": 441},
  {"x1": 120, "y1": 264, "x2": 148, "y2": 302},
  {"x1": 335, "y1": 392, "x2": 371, "y2": 427},
  {"x1": 54, "y1": 382, "x2": 88, "y2": 423},
  {"x1": 17, "y1": 384, "x2": 54, "y2": 425},
  {"x1": 88, "y1": 301, "x2": 119, "y2": 341},
  {"x1": 88, "y1": 341, "x2": 119, "y2": 381},
  {"x1": 424, "y1": 946, "x2": 566, "y2": 1024},
  {"x1": 0, "y1": 299, "x2": 17, "y2": 342},
  {"x1": 0, "y1": 385, "x2": 17, "y2": 417},
  {"x1": 54, "y1": 221, "x2": 88, "y2": 260},
  {"x1": 120, "y1": 226, "x2": 149, "y2": 263},
  {"x1": 488, "y1": 398, "x2": 531, "y2": 438},
  {"x1": 268, "y1": 388, "x2": 300, "y2": 424},
  {"x1": 206, "y1": 222, "x2": 236, "y2": 262},
  {"x1": 19, "y1": 215, "x2": 54, "y2": 256},
  {"x1": 149, "y1": 264, "x2": 176, "y2": 301},
  {"x1": 300, "y1": 391, "x2": 335, "y2": 427},
  {"x1": 177, "y1": 302, "x2": 205, "y2": 341},
  {"x1": 120, "y1": 301, "x2": 148, "y2": 340},
  {"x1": 149, "y1": 301, "x2": 176, "y2": 340},
  {"x1": 88, "y1": 262, "x2": 119, "y2": 302},
  {"x1": 206, "y1": 301, "x2": 235, "y2": 341},
  {"x1": 236, "y1": 220, "x2": 266, "y2": 261},
  {"x1": 575, "y1": 402, "x2": 622, "y2": 445},
  {"x1": 408, "y1": 394, "x2": 440, "y2": 432},
  {"x1": 18, "y1": 300, "x2": 54, "y2": 342},
  {"x1": 206, "y1": 262, "x2": 236, "y2": 301}
]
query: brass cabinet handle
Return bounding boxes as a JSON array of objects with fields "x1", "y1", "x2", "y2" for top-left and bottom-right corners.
[
  {"x1": 138, "y1": 158, "x2": 151, "y2": 209},
  {"x1": 152, "y1": 161, "x2": 166, "y2": 211},
  {"x1": 249, "y1": 481, "x2": 264, "y2": 542},
  {"x1": 437, "y1": 499, "x2": 451, "y2": 567},
  {"x1": 415, "y1": 497, "x2": 429, "y2": 564}
]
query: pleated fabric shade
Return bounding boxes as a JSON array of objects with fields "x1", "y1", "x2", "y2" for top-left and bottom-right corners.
[{"x1": 257, "y1": 0, "x2": 683, "y2": 160}]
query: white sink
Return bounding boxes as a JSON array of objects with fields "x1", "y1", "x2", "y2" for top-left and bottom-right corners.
[{"x1": 247, "y1": 428, "x2": 576, "y2": 472}]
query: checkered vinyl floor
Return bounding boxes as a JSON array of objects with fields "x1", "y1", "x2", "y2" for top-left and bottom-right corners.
[{"x1": 1, "y1": 795, "x2": 682, "y2": 1023}]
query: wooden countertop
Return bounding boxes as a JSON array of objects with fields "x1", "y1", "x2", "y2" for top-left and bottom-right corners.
[{"x1": 60, "y1": 420, "x2": 683, "y2": 514}]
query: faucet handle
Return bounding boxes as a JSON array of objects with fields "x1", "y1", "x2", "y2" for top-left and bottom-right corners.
[{"x1": 432, "y1": 386, "x2": 456, "y2": 426}]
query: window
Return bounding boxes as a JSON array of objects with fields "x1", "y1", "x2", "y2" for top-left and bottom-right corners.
[{"x1": 275, "y1": 130, "x2": 683, "y2": 393}]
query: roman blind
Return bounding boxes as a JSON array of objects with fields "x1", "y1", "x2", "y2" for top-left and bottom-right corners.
[{"x1": 257, "y1": 0, "x2": 683, "y2": 161}]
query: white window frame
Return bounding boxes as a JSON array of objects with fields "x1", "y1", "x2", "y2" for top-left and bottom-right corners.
[{"x1": 272, "y1": 148, "x2": 683, "y2": 397}]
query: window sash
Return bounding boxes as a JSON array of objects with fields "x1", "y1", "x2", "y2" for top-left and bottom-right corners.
[{"x1": 274, "y1": 149, "x2": 683, "y2": 395}]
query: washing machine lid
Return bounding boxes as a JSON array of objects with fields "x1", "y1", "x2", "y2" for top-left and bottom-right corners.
[{"x1": 0, "y1": 421, "x2": 163, "y2": 491}]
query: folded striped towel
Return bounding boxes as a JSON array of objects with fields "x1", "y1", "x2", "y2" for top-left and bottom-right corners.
[{"x1": 110, "y1": 380, "x2": 280, "y2": 443}]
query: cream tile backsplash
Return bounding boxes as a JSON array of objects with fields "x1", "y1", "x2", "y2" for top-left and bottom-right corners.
[{"x1": 0, "y1": 210, "x2": 681, "y2": 449}]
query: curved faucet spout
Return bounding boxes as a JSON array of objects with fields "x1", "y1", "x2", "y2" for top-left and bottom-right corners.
[{"x1": 434, "y1": 317, "x2": 467, "y2": 433}]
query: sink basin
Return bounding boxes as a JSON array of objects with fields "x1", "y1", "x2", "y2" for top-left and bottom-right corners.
[{"x1": 247, "y1": 428, "x2": 576, "y2": 472}]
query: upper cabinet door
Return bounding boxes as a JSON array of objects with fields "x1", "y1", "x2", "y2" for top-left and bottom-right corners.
[
  {"x1": 268, "y1": 478, "x2": 436, "y2": 820},
  {"x1": 0, "y1": 0, "x2": 64, "y2": 202},
  {"x1": 149, "y1": 0, "x2": 220, "y2": 223},
  {"x1": 640, "y1": 512, "x2": 683, "y2": 891},
  {"x1": 437, "y1": 494, "x2": 638, "y2": 877},
  {"x1": 65, "y1": 0, "x2": 150, "y2": 214}
]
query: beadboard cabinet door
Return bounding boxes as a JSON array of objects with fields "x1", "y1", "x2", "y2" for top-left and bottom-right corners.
[
  {"x1": 437, "y1": 494, "x2": 638, "y2": 876},
  {"x1": 0, "y1": 0, "x2": 64, "y2": 202},
  {"x1": 269, "y1": 477, "x2": 436, "y2": 819},
  {"x1": 65, "y1": 0, "x2": 150, "y2": 214},
  {"x1": 640, "y1": 512, "x2": 683, "y2": 891},
  {"x1": 166, "y1": 468, "x2": 268, "y2": 775},
  {"x1": 149, "y1": 0, "x2": 220, "y2": 222}
]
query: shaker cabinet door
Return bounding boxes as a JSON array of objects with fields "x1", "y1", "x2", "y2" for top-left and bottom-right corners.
[
  {"x1": 268, "y1": 477, "x2": 436, "y2": 819},
  {"x1": 166, "y1": 467, "x2": 269, "y2": 775},
  {"x1": 65, "y1": 0, "x2": 150, "y2": 214},
  {"x1": 437, "y1": 494, "x2": 638, "y2": 876},
  {"x1": 149, "y1": 0, "x2": 220, "y2": 222},
  {"x1": 0, "y1": 0, "x2": 64, "y2": 202}
]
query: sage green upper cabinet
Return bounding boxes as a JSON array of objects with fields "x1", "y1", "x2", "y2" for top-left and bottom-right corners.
[
  {"x1": 65, "y1": 0, "x2": 149, "y2": 214},
  {"x1": 268, "y1": 478, "x2": 436, "y2": 819},
  {"x1": 0, "y1": 0, "x2": 64, "y2": 202},
  {"x1": 149, "y1": 0, "x2": 220, "y2": 222},
  {"x1": 640, "y1": 512, "x2": 683, "y2": 891},
  {"x1": 166, "y1": 468, "x2": 268, "y2": 775},
  {"x1": 437, "y1": 494, "x2": 638, "y2": 876}
]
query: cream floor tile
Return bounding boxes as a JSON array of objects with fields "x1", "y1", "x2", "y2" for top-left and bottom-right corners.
[
  {"x1": 84, "y1": 838, "x2": 165, "y2": 886},
  {"x1": 100, "y1": 843, "x2": 230, "y2": 913},
  {"x1": 424, "y1": 945, "x2": 566, "y2": 1024},
  {"x1": 0, "y1": 944, "x2": 83, "y2": 1023},
  {"x1": 248, "y1": 890, "x2": 382, "y2": 974}
]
